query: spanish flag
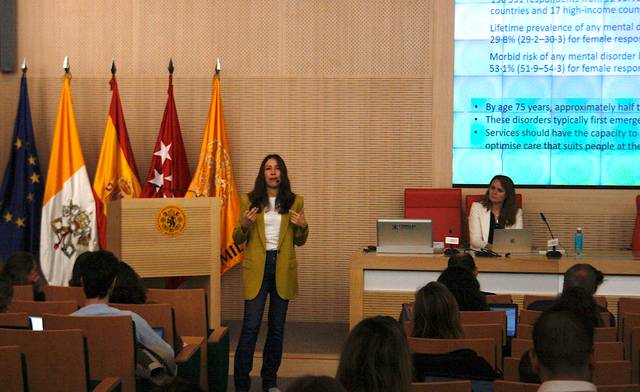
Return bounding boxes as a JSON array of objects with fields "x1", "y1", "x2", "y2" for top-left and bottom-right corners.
[
  {"x1": 40, "y1": 74, "x2": 98, "y2": 286},
  {"x1": 93, "y1": 75, "x2": 142, "y2": 249},
  {"x1": 186, "y1": 73, "x2": 242, "y2": 273}
]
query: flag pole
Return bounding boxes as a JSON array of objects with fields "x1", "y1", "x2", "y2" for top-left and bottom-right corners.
[
  {"x1": 168, "y1": 58, "x2": 174, "y2": 74},
  {"x1": 63, "y1": 56, "x2": 70, "y2": 74},
  {"x1": 21, "y1": 58, "x2": 27, "y2": 74},
  {"x1": 215, "y1": 58, "x2": 221, "y2": 75},
  {"x1": 111, "y1": 59, "x2": 116, "y2": 76}
]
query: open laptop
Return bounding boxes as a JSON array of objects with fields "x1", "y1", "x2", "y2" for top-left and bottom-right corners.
[
  {"x1": 376, "y1": 218, "x2": 433, "y2": 254},
  {"x1": 492, "y1": 228, "x2": 533, "y2": 253},
  {"x1": 488, "y1": 303, "x2": 518, "y2": 338}
]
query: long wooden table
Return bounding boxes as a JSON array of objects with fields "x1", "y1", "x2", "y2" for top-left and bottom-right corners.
[{"x1": 349, "y1": 251, "x2": 640, "y2": 328}]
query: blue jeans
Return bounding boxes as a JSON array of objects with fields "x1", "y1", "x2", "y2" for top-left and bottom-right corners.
[{"x1": 234, "y1": 250, "x2": 289, "y2": 392}]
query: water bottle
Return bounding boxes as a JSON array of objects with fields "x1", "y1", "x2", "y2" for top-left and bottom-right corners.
[{"x1": 574, "y1": 227, "x2": 583, "y2": 256}]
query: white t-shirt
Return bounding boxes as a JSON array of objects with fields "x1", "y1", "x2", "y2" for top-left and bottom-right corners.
[{"x1": 264, "y1": 197, "x2": 281, "y2": 251}]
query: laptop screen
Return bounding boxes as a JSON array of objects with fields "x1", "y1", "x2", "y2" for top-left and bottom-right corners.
[
  {"x1": 153, "y1": 327, "x2": 164, "y2": 339},
  {"x1": 489, "y1": 304, "x2": 518, "y2": 337},
  {"x1": 30, "y1": 316, "x2": 43, "y2": 331},
  {"x1": 376, "y1": 218, "x2": 433, "y2": 254}
]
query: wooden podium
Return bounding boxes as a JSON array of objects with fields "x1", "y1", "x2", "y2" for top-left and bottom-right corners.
[{"x1": 106, "y1": 197, "x2": 222, "y2": 329}]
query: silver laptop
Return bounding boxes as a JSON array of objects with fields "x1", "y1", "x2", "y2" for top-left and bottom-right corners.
[
  {"x1": 492, "y1": 228, "x2": 533, "y2": 253},
  {"x1": 376, "y1": 218, "x2": 433, "y2": 254}
]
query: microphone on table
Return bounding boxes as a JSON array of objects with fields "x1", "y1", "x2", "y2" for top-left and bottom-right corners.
[{"x1": 540, "y1": 212, "x2": 562, "y2": 259}]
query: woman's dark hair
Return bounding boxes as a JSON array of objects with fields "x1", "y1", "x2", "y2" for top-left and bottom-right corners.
[
  {"x1": 286, "y1": 375, "x2": 347, "y2": 392},
  {"x1": 109, "y1": 261, "x2": 147, "y2": 304},
  {"x1": 336, "y1": 316, "x2": 412, "y2": 392},
  {"x1": 412, "y1": 282, "x2": 464, "y2": 339},
  {"x1": 447, "y1": 253, "x2": 477, "y2": 274},
  {"x1": 550, "y1": 286, "x2": 603, "y2": 328},
  {"x1": 481, "y1": 174, "x2": 518, "y2": 227},
  {"x1": 437, "y1": 266, "x2": 488, "y2": 311},
  {"x1": 248, "y1": 154, "x2": 295, "y2": 213},
  {"x1": 1, "y1": 251, "x2": 37, "y2": 285}
]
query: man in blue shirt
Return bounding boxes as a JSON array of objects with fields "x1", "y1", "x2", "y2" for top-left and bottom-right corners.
[{"x1": 72, "y1": 250, "x2": 176, "y2": 377}]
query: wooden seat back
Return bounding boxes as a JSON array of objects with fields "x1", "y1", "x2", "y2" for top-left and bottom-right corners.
[
  {"x1": 523, "y1": 294, "x2": 607, "y2": 309},
  {"x1": 511, "y1": 338, "x2": 533, "y2": 359},
  {"x1": 0, "y1": 312, "x2": 30, "y2": 329},
  {"x1": 460, "y1": 311, "x2": 506, "y2": 345},
  {"x1": 0, "y1": 345, "x2": 24, "y2": 392},
  {"x1": 43, "y1": 314, "x2": 136, "y2": 392},
  {"x1": 519, "y1": 309, "x2": 542, "y2": 325},
  {"x1": 503, "y1": 356, "x2": 521, "y2": 381},
  {"x1": 593, "y1": 360, "x2": 632, "y2": 385},
  {"x1": 596, "y1": 341, "x2": 624, "y2": 361},
  {"x1": 411, "y1": 380, "x2": 471, "y2": 392},
  {"x1": 8, "y1": 300, "x2": 77, "y2": 316},
  {"x1": 517, "y1": 324, "x2": 616, "y2": 341},
  {"x1": 146, "y1": 288, "x2": 208, "y2": 337},
  {"x1": 43, "y1": 285, "x2": 86, "y2": 306},
  {"x1": 599, "y1": 385, "x2": 640, "y2": 392},
  {"x1": 0, "y1": 328, "x2": 90, "y2": 391},
  {"x1": 486, "y1": 294, "x2": 513, "y2": 304},
  {"x1": 407, "y1": 337, "x2": 496, "y2": 369},
  {"x1": 623, "y1": 313, "x2": 640, "y2": 359},
  {"x1": 493, "y1": 380, "x2": 539, "y2": 392},
  {"x1": 110, "y1": 303, "x2": 176, "y2": 350},
  {"x1": 462, "y1": 323, "x2": 503, "y2": 366},
  {"x1": 12, "y1": 285, "x2": 34, "y2": 301}
]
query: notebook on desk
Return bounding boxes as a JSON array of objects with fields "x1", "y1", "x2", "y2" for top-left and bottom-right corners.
[
  {"x1": 492, "y1": 228, "x2": 533, "y2": 253},
  {"x1": 376, "y1": 218, "x2": 433, "y2": 254}
]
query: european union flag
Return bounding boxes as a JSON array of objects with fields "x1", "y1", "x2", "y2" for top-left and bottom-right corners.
[{"x1": 0, "y1": 74, "x2": 43, "y2": 259}]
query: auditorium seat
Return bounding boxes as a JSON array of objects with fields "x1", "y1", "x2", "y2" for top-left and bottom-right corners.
[
  {"x1": 493, "y1": 380, "x2": 538, "y2": 392},
  {"x1": 632, "y1": 196, "x2": 640, "y2": 251},
  {"x1": 8, "y1": 300, "x2": 78, "y2": 316},
  {"x1": 523, "y1": 294, "x2": 607, "y2": 309},
  {"x1": 486, "y1": 294, "x2": 513, "y2": 304},
  {"x1": 411, "y1": 380, "x2": 471, "y2": 392},
  {"x1": 622, "y1": 313, "x2": 640, "y2": 359},
  {"x1": 11, "y1": 285, "x2": 33, "y2": 301},
  {"x1": 598, "y1": 386, "x2": 640, "y2": 392},
  {"x1": 147, "y1": 288, "x2": 229, "y2": 392},
  {"x1": 593, "y1": 360, "x2": 632, "y2": 385},
  {"x1": 519, "y1": 309, "x2": 542, "y2": 325},
  {"x1": 408, "y1": 337, "x2": 497, "y2": 370},
  {"x1": 43, "y1": 314, "x2": 136, "y2": 392},
  {"x1": 0, "y1": 345, "x2": 24, "y2": 392},
  {"x1": 517, "y1": 323, "x2": 617, "y2": 342},
  {"x1": 460, "y1": 310, "x2": 506, "y2": 346},
  {"x1": 462, "y1": 323, "x2": 503, "y2": 367},
  {"x1": 0, "y1": 328, "x2": 120, "y2": 391},
  {"x1": 511, "y1": 338, "x2": 532, "y2": 359},
  {"x1": 43, "y1": 285, "x2": 86, "y2": 306},
  {"x1": 502, "y1": 356, "x2": 520, "y2": 381},
  {"x1": 404, "y1": 188, "x2": 462, "y2": 243},
  {"x1": 0, "y1": 312, "x2": 30, "y2": 329},
  {"x1": 110, "y1": 302, "x2": 202, "y2": 385}
]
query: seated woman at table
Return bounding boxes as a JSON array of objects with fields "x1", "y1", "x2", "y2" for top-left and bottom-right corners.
[{"x1": 469, "y1": 174, "x2": 523, "y2": 250}]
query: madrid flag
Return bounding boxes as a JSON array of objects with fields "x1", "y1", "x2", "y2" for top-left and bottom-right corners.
[
  {"x1": 93, "y1": 75, "x2": 141, "y2": 249},
  {"x1": 186, "y1": 74, "x2": 242, "y2": 273},
  {"x1": 40, "y1": 74, "x2": 98, "y2": 286}
]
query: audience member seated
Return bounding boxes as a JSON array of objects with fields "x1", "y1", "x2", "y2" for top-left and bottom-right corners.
[
  {"x1": 109, "y1": 261, "x2": 147, "y2": 304},
  {"x1": 549, "y1": 287, "x2": 604, "y2": 328},
  {"x1": 468, "y1": 175, "x2": 523, "y2": 250},
  {"x1": 518, "y1": 350, "x2": 541, "y2": 384},
  {"x1": 412, "y1": 282, "x2": 464, "y2": 339},
  {"x1": 286, "y1": 375, "x2": 347, "y2": 392},
  {"x1": 72, "y1": 250, "x2": 176, "y2": 381},
  {"x1": 531, "y1": 309, "x2": 595, "y2": 391},
  {"x1": 527, "y1": 264, "x2": 614, "y2": 326},
  {"x1": 411, "y1": 282, "x2": 498, "y2": 388},
  {"x1": 336, "y1": 316, "x2": 412, "y2": 392},
  {"x1": 0, "y1": 251, "x2": 47, "y2": 300},
  {"x1": 438, "y1": 266, "x2": 489, "y2": 311},
  {"x1": 0, "y1": 276, "x2": 13, "y2": 312},
  {"x1": 447, "y1": 253, "x2": 495, "y2": 295}
]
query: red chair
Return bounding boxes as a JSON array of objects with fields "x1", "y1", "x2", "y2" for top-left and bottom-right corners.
[
  {"x1": 404, "y1": 188, "x2": 462, "y2": 244},
  {"x1": 632, "y1": 196, "x2": 640, "y2": 251}
]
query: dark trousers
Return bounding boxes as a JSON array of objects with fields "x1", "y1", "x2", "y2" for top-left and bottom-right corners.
[{"x1": 234, "y1": 250, "x2": 289, "y2": 392}]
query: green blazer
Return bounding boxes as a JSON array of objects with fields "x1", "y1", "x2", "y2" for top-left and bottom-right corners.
[{"x1": 232, "y1": 193, "x2": 309, "y2": 300}]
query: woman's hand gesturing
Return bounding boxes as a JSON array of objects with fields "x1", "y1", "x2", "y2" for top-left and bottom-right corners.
[
  {"x1": 241, "y1": 207, "x2": 259, "y2": 232},
  {"x1": 289, "y1": 208, "x2": 307, "y2": 228}
]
